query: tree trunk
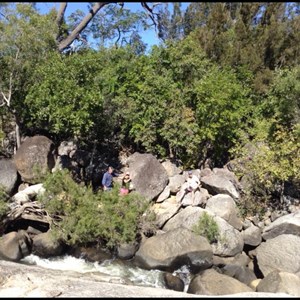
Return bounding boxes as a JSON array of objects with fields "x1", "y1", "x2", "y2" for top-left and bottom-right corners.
[{"x1": 15, "y1": 121, "x2": 21, "y2": 153}]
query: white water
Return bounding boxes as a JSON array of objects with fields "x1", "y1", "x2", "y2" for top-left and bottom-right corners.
[{"x1": 20, "y1": 254, "x2": 166, "y2": 289}]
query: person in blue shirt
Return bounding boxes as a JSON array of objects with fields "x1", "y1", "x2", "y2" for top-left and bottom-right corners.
[{"x1": 102, "y1": 166, "x2": 114, "y2": 191}]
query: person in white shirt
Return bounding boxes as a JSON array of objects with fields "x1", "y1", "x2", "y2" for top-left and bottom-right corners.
[
  {"x1": 176, "y1": 170, "x2": 200, "y2": 203},
  {"x1": 186, "y1": 170, "x2": 200, "y2": 192}
]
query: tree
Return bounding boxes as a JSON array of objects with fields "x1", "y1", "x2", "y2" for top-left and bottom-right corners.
[
  {"x1": 55, "y1": 2, "x2": 162, "y2": 53},
  {"x1": 156, "y1": 2, "x2": 185, "y2": 42},
  {"x1": 183, "y1": 2, "x2": 300, "y2": 94},
  {"x1": 0, "y1": 2, "x2": 163, "y2": 154},
  {"x1": 0, "y1": 3, "x2": 57, "y2": 151}
]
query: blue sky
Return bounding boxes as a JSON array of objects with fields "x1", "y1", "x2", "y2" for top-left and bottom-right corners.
[{"x1": 36, "y1": 2, "x2": 189, "y2": 51}]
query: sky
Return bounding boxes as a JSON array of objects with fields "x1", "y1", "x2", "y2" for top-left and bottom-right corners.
[{"x1": 36, "y1": 2, "x2": 189, "y2": 51}]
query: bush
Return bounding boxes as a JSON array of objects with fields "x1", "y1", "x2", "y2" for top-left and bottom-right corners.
[
  {"x1": 0, "y1": 185, "x2": 9, "y2": 218},
  {"x1": 38, "y1": 169, "x2": 149, "y2": 249},
  {"x1": 192, "y1": 212, "x2": 220, "y2": 243}
]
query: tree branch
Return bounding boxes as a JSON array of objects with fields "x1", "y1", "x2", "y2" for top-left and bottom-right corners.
[
  {"x1": 58, "y1": 2, "x2": 111, "y2": 52},
  {"x1": 141, "y1": 2, "x2": 162, "y2": 37},
  {"x1": 56, "y1": 2, "x2": 67, "y2": 28}
]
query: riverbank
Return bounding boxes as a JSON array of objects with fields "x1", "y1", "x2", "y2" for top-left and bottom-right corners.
[{"x1": 0, "y1": 260, "x2": 293, "y2": 298}]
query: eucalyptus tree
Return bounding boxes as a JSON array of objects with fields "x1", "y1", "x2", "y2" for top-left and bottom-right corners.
[
  {"x1": 0, "y1": 2, "x2": 162, "y2": 154},
  {"x1": 55, "y1": 2, "x2": 162, "y2": 52},
  {"x1": 0, "y1": 3, "x2": 57, "y2": 152}
]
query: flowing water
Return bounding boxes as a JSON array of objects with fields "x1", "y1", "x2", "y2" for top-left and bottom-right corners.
[
  {"x1": 21, "y1": 254, "x2": 166, "y2": 289},
  {"x1": 20, "y1": 254, "x2": 192, "y2": 292}
]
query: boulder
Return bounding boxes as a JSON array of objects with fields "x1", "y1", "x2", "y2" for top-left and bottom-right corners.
[
  {"x1": 0, "y1": 159, "x2": 19, "y2": 195},
  {"x1": 187, "y1": 268, "x2": 253, "y2": 295},
  {"x1": 256, "y1": 234, "x2": 300, "y2": 277},
  {"x1": 32, "y1": 231, "x2": 66, "y2": 258},
  {"x1": 134, "y1": 227, "x2": 213, "y2": 273},
  {"x1": 126, "y1": 152, "x2": 169, "y2": 201},
  {"x1": 0, "y1": 230, "x2": 32, "y2": 261},
  {"x1": 257, "y1": 271, "x2": 300, "y2": 296},
  {"x1": 14, "y1": 136, "x2": 55, "y2": 183}
]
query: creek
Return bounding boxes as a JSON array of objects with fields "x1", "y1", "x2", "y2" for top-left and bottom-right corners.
[{"x1": 20, "y1": 254, "x2": 192, "y2": 292}]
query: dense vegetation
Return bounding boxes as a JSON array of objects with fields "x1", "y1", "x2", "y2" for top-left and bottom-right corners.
[
  {"x1": 37, "y1": 169, "x2": 149, "y2": 249},
  {"x1": 1, "y1": 2, "x2": 299, "y2": 246}
]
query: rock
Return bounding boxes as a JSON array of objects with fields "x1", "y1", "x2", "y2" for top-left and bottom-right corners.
[
  {"x1": 13, "y1": 136, "x2": 55, "y2": 184},
  {"x1": 0, "y1": 159, "x2": 19, "y2": 195},
  {"x1": 0, "y1": 230, "x2": 32, "y2": 261},
  {"x1": 126, "y1": 152, "x2": 169, "y2": 201},
  {"x1": 133, "y1": 227, "x2": 213, "y2": 273}
]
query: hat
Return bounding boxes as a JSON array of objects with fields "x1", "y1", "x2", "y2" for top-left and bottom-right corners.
[
  {"x1": 188, "y1": 170, "x2": 193, "y2": 175},
  {"x1": 125, "y1": 172, "x2": 130, "y2": 175}
]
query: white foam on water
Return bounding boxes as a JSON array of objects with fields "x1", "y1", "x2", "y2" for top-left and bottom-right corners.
[{"x1": 21, "y1": 254, "x2": 165, "y2": 288}]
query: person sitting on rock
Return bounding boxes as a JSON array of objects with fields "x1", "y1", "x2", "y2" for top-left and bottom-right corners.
[{"x1": 176, "y1": 170, "x2": 200, "y2": 203}]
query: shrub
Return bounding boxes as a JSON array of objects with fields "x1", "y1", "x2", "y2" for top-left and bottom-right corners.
[
  {"x1": 38, "y1": 169, "x2": 149, "y2": 249},
  {"x1": 192, "y1": 212, "x2": 220, "y2": 243},
  {"x1": 0, "y1": 185, "x2": 9, "y2": 221}
]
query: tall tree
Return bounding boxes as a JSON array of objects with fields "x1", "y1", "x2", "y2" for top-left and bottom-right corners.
[
  {"x1": 55, "y1": 2, "x2": 162, "y2": 52},
  {"x1": 157, "y1": 2, "x2": 184, "y2": 42},
  {"x1": 0, "y1": 3, "x2": 57, "y2": 151}
]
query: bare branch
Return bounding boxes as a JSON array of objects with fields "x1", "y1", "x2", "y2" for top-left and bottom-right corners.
[
  {"x1": 58, "y1": 2, "x2": 111, "y2": 52},
  {"x1": 0, "y1": 92, "x2": 9, "y2": 107},
  {"x1": 0, "y1": 11, "x2": 10, "y2": 21},
  {"x1": 141, "y1": 2, "x2": 162, "y2": 35},
  {"x1": 115, "y1": 27, "x2": 121, "y2": 48},
  {"x1": 0, "y1": 48, "x2": 19, "y2": 108}
]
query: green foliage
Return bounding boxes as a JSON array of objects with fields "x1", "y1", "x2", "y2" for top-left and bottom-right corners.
[
  {"x1": 157, "y1": 3, "x2": 185, "y2": 42},
  {"x1": 245, "y1": 126, "x2": 299, "y2": 189},
  {"x1": 265, "y1": 67, "x2": 300, "y2": 130},
  {"x1": 38, "y1": 169, "x2": 149, "y2": 249},
  {"x1": 236, "y1": 190, "x2": 270, "y2": 219},
  {"x1": 194, "y1": 65, "x2": 253, "y2": 165},
  {"x1": 183, "y1": 3, "x2": 300, "y2": 94},
  {"x1": 0, "y1": 3, "x2": 57, "y2": 106},
  {"x1": 0, "y1": 185, "x2": 9, "y2": 220},
  {"x1": 231, "y1": 67, "x2": 300, "y2": 207},
  {"x1": 231, "y1": 119, "x2": 300, "y2": 214},
  {"x1": 0, "y1": 118, "x2": 4, "y2": 144},
  {"x1": 192, "y1": 212, "x2": 220, "y2": 243},
  {"x1": 24, "y1": 50, "x2": 106, "y2": 140},
  {"x1": 89, "y1": 4, "x2": 148, "y2": 53}
]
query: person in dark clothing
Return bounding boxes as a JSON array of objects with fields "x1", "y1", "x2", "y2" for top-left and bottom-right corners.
[{"x1": 102, "y1": 166, "x2": 114, "y2": 191}]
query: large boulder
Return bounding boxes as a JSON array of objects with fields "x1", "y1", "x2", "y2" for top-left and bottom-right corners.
[
  {"x1": 0, "y1": 230, "x2": 32, "y2": 261},
  {"x1": 0, "y1": 159, "x2": 19, "y2": 195},
  {"x1": 32, "y1": 231, "x2": 66, "y2": 258},
  {"x1": 262, "y1": 209, "x2": 300, "y2": 240},
  {"x1": 150, "y1": 195, "x2": 181, "y2": 228},
  {"x1": 221, "y1": 264, "x2": 257, "y2": 287},
  {"x1": 161, "y1": 159, "x2": 182, "y2": 177},
  {"x1": 201, "y1": 174, "x2": 240, "y2": 200},
  {"x1": 187, "y1": 268, "x2": 253, "y2": 295},
  {"x1": 133, "y1": 227, "x2": 213, "y2": 273},
  {"x1": 256, "y1": 234, "x2": 300, "y2": 277},
  {"x1": 242, "y1": 223, "x2": 262, "y2": 247},
  {"x1": 211, "y1": 216, "x2": 244, "y2": 257},
  {"x1": 205, "y1": 194, "x2": 243, "y2": 230},
  {"x1": 126, "y1": 152, "x2": 169, "y2": 201},
  {"x1": 162, "y1": 206, "x2": 207, "y2": 232},
  {"x1": 256, "y1": 271, "x2": 300, "y2": 296},
  {"x1": 14, "y1": 136, "x2": 55, "y2": 183}
]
